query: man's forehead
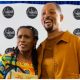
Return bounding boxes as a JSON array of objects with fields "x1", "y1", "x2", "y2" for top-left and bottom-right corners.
[{"x1": 42, "y1": 3, "x2": 58, "y2": 10}]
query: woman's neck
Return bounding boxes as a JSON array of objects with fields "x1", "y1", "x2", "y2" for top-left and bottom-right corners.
[{"x1": 18, "y1": 50, "x2": 32, "y2": 61}]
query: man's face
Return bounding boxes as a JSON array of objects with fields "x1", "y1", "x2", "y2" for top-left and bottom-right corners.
[
  {"x1": 41, "y1": 3, "x2": 62, "y2": 32},
  {"x1": 17, "y1": 28, "x2": 35, "y2": 53}
]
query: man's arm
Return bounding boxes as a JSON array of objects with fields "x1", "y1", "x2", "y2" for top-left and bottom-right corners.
[{"x1": 77, "y1": 38, "x2": 80, "y2": 74}]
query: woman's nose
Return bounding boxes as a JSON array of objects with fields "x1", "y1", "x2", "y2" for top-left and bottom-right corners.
[{"x1": 20, "y1": 36, "x2": 25, "y2": 41}]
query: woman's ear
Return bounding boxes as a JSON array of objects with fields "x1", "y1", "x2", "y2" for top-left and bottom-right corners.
[{"x1": 60, "y1": 14, "x2": 64, "y2": 22}]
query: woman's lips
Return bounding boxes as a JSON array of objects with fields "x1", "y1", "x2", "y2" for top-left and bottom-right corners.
[{"x1": 20, "y1": 44, "x2": 27, "y2": 48}]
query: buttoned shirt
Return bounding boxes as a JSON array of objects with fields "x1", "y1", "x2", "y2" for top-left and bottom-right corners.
[{"x1": 37, "y1": 31, "x2": 80, "y2": 79}]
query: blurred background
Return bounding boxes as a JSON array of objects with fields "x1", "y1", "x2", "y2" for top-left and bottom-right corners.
[{"x1": 0, "y1": 1, "x2": 80, "y2": 54}]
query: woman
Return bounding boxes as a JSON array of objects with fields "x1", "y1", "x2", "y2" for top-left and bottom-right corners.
[{"x1": 0, "y1": 26, "x2": 38, "y2": 79}]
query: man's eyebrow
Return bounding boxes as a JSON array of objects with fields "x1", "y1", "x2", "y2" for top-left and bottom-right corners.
[{"x1": 49, "y1": 9, "x2": 55, "y2": 10}]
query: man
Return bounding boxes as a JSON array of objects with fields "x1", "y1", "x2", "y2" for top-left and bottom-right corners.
[{"x1": 37, "y1": 2, "x2": 80, "y2": 79}]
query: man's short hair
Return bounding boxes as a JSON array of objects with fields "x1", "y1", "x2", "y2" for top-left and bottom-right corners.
[{"x1": 46, "y1": 2, "x2": 62, "y2": 14}]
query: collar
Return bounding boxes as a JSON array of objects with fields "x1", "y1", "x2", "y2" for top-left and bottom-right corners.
[
  {"x1": 41, "y1": 31, "x2": 70, "y2": 47},
  {"x1": 56, "y1": 31, "x2": 70, "y2": 44},
  {"x1": 47, "y1": 30, "x2": 64, "y2": 39}
]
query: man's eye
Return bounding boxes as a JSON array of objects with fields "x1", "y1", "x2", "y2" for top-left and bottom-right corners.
[
  {"x1": 42, "y1": 12, "x2": 45, "y2": 15},
  {"x1": 50, "y1": 11, "x2": 56, "y2": 14}
]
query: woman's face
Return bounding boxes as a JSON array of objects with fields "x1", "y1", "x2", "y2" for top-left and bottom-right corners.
[{"x1": 17, "y1": 28, "x2": 36, "y2": 53}]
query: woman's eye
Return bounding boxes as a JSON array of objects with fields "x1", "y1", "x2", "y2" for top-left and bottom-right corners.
[
  {"x1": 17, "y1": 35, "x2": 22, "y2": 39},
  {"x1": 25, "y1": 35, "x2": 30, "y2": 38}
]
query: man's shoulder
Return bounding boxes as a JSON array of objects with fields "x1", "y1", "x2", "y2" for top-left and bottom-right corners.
[
  {"x1": 38, "y1": 39, "x2": 47, "y2": 48},
  {"x1": 37, "y1": 39, "x2": 47, "y2": 53},
  {"x1": 63, "y1": 31, "x2": 80, "y2": 43},
  {"x1": 64, "y1": 31, "x2": 79, "y2": 39}
]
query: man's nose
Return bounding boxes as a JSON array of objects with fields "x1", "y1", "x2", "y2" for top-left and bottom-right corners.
[
  {"x1": 44, "y1": 13, "x2": 51, "y2": 19},
  {"x1": 45, "y1": 11, "x2": 51, "y2": 16},
  {"x1": 45, "y1": 16, "x2": 51, "y2": 20}
]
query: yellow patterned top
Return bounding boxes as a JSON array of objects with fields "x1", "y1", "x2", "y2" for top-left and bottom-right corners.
[{"x1": 0, "y1": 53, "x2": 38, "y2": 79}]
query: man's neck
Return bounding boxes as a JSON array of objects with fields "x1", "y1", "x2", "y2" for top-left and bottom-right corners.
[{"x1": 47, "y1": 30, "x2": 63, "y2": 39}]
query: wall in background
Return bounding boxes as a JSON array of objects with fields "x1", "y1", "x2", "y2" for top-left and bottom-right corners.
[{"x1": 0, "y1": 1, "x2": 80, "y2": 54}]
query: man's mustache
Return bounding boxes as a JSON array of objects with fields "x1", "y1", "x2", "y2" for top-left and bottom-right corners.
[{"x1": 45, "y1": 16, "x2": 52, "y2": 20}]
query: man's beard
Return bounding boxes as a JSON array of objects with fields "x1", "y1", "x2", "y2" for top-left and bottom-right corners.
[{"x1": 44, "y1": 24, "x2": 53, "y2": 32}]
